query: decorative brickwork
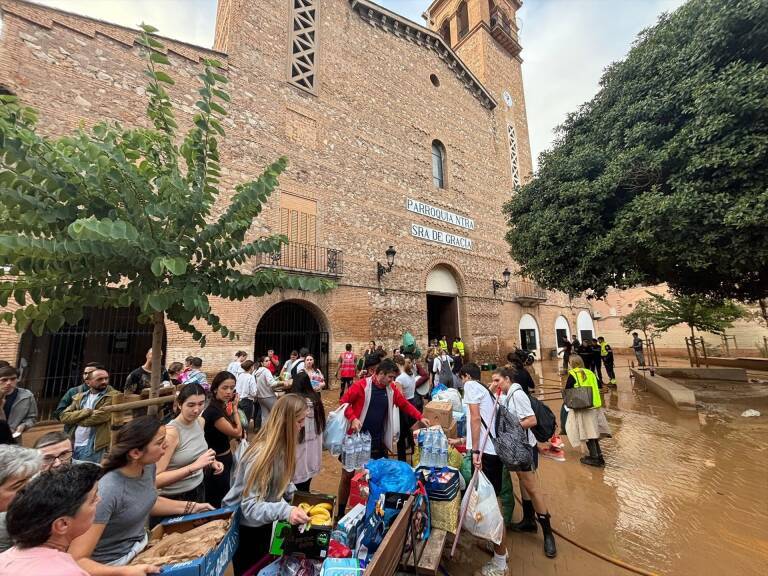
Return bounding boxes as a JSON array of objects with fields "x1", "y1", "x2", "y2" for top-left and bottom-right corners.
[
  {"x1": 288, "y1": 0, "x2": 318, "y2": 93},
  {"x1": 0, "y1": 0, "x2": 596, "y2": 390},
  {"x1": 507, "y1": 121, "x2": 521, "y2": 188}
]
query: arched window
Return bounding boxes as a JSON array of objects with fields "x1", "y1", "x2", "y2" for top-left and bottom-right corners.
[
  {"x1": 457, "y1": 2, "x2": 469, "y2": 38},
  {"x1": 431, "y1": 140, "x2": 446, "y2": 189},
  {"x1": 439, "y1": 19, "x2": 451, "y2": 45}
]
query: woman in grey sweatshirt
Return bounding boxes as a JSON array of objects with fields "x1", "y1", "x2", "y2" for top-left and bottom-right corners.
[{"x1": 223, "y1": 394, "x2": 311, "y2": 575}]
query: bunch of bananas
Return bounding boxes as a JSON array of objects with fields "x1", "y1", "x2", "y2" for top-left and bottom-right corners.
[{"x1": 298, "y1": 502, "x2": 333, "y2": 527}]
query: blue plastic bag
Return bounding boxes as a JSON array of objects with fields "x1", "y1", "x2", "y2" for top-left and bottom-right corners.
[{"x1": 365, "y1": 459, "x2": 417, "y2": 520}]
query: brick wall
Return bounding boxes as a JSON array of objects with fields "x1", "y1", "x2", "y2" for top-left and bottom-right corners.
[{"x1": 0, "y1": 0, "x2": 594, "y2": 381}]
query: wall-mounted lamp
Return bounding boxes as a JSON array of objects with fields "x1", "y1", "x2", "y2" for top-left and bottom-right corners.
[
  {"x1": 377, "y1": 245, "x2": 397, "y2": 283},
  {"x1": 492, "y1": 267, "x2": 511, "y2": 295}
]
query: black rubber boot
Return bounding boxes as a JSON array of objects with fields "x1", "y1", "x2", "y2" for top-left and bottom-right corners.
[
  {"x1": 510, "y1": 498, "x2": 537, "y2": 533},
  {"x1": 580, "y1": 440, "x2": 605, "y2": 467},
  {"x1": 537, "y1": 513, "x2": 557, "y2": 558}
]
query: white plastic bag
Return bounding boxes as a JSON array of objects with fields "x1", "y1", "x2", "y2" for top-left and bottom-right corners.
[
  {"x1": 323, "y1": 403, "x2": 350, "y2": 455},
  {"x1": 433, "y1": 388, "x2": 463, "y2": 412},
  {"x1": 460, "y1": 471, "x2": 503, "y2": 545}
]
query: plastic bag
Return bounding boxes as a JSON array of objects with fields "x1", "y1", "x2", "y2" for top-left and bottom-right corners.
[
  {"x1": 365, "y1": 459, "x2": 416, "y2": 520},
  {"x1": 460, "y1": 471, "x2": 504, "y2": 545},
  {"x1": 433, "y1": 388, "x2": 462, "y2": 413},
  {"x1": 402, "y1": 331, "x2": 417, "y2": 353},
  {"x1": 323, "y1": 403, "x2": 349, "y2": 455}
]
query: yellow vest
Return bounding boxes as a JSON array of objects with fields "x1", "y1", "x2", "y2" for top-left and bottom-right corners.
[
  {"x1": 439, "y1": 339, "x2": 448, "y2": 352},
  {"x1": 599, "y1": 341, "x2": 609, "y2": 357},
  {"x1": 453, "y1": 341, "x2": 465, "y2": 356},
  {"x1": 568, "y1": 368, "x2": 602, "y2": 409}
]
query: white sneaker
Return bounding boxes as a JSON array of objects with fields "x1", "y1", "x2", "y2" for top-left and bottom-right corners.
[{"x1": 476, "y1": 560, "x2": 509, "y2": 576}]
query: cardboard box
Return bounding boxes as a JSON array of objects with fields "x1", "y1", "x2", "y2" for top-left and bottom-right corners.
[
  {"x1": 446, "y1": 419, "x2": 458, "y2": 439},
  {"x1": 423, "y1": 401, "x2": 453, "y2": 432},
  {"x1": 270, "y1": 491, "x2": 336, "y2": 560},
  {"x1": 148, "y1": 505, "x2": 239, "y2": 576}
]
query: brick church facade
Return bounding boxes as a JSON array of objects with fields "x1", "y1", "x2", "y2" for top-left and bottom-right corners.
[{"x1": 0, "y1": 0, "x2": 596, "y2": 410}]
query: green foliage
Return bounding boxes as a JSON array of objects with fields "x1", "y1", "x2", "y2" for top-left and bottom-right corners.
[
  {"x1": 504, "y1": 0, "x2": 768, "y2": 301},
  {"x1": 0, "y1": 25, "x2": 334, "y2": 347},
  {"x1": 645, "y1": 292, "x2": 746, "y2": 337},
  {"x1": 620, "y1": 299, "x2": 660, "y2": 341}
]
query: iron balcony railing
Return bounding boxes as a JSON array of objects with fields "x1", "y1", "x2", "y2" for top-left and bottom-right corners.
[{"x1": 255, "y1": 241, "x2": 343, "y2": 276}]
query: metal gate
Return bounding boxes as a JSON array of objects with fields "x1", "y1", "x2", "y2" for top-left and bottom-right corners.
[
  {"x1": 253, "y1": 302, "x2": 329, "y2": 379},
  {"x1": 16, "y1": 306, "x2": 160, "y2": 421}
]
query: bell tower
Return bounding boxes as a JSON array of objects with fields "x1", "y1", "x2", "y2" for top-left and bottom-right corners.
[{"x1": 426, "y1": 0, "x2": 532, "y2": 185}]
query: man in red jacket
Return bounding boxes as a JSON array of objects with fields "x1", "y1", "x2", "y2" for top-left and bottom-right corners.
[{"x1": 337, "y1": 358, "x2": 430, "y2": 515}]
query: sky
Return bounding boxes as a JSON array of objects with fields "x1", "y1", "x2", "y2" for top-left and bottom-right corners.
[{"x1": 29, "y1": 0, "x2": 687, "y2": 169}]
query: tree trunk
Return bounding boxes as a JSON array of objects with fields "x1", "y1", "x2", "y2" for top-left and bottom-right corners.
[
  {"x1": 147, "y1": 310, "x2": 164, "y2": 416},
  {"x1": 760, "y1": 298, "x2": 768, "y2": 327}
]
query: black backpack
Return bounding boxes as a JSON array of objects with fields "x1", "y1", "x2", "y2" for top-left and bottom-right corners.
[{"x1": 528, "y1": 395, "x2": 556, "y2": 443}]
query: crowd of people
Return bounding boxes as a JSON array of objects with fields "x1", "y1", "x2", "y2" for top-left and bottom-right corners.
[{"x1": 0, "y1": 334, "x2": 619, "y2": 576}]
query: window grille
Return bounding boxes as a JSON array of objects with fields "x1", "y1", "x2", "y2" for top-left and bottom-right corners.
[
  {"x1": 289, "y1": 0, "x2": 317, "y2": 93},
  {"x1": 507, "y1": 123, "x2": 521, "y2": 188}
]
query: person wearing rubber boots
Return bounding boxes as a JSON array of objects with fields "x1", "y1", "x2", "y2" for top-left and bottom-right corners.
[{"x1": 597, "y1": 337, "x2": 616, "y2": 387}]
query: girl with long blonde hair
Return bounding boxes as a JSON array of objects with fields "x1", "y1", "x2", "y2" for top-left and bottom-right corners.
[{"x1": 223, "y1": 394, "x2": 310, "y2": 575}]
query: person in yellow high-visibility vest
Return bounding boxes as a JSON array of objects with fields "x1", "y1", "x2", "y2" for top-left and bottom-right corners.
[
  {"x1": 452, "y1": 337, "x2": 465, "y2": 357},
  {"x1": 438, "y1": 336, "x2": 448, "y2": 353},
  {"x1": 564, "y1": 356, "x2": 612, "y2": 467},
  {"x1": 597, "y1": 336, "x2": 616, "y2": 386}
]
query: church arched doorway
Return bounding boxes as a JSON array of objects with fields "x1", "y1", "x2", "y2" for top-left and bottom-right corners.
[
  {"x1": 426, "y1": 266, "x2": 462, "y2": 345},
  {"x1": 254, "y1": 301, "x2": 329, "y2": 378}
]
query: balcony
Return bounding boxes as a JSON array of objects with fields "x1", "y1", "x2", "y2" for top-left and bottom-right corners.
[
  {"x1": 490, "y1": 9, "x2": 522, "y2": 58},
  {"x1": 512, "y1": 281, "x2": 547, "y2": 305},
  {"x1": 255, "y1": 241, "x2": 343, "y2": 277}
]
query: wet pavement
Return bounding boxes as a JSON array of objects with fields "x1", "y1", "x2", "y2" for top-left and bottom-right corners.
[{"x1": 312, "y1": 355, "x2": 768, "y2": 576}]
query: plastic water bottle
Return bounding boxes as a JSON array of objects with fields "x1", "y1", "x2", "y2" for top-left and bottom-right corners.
[
  {"x1": 353, "y1": 433, "x2": 363, "y2": 469},
  {"x1": 342, "y1": 435, "x2": 355, "y2": 471},
  {"x1": 362, "y1": 432, "x2": 372, "y2": 465},
  {"x1": 423, "y1": 430, "x2": 434, "y2": 467},
  {"x1": 439, "y1": 434, "x2": 449, "y2": 467}
]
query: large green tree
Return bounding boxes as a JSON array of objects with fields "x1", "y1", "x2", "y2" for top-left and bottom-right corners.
[
  {"x1": 0, "y1": 26, "x2": 333, "y2": 396},
  {"x1": 504, "y1": 0, "x2": 767, "y2": 302},
  {"x1": 645, "y1": 292, "x2": 746, "y2": 342}
]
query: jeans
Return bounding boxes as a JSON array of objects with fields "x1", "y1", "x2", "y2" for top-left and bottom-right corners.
[
  {"x1": 73, "y1": 436, "x2": 105, "y2": 464},
  {"x1": 634, "y1": 350, "x2": 645, "y2": 366}
]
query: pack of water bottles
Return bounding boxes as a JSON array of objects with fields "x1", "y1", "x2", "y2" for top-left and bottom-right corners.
[
  {"x1": 417, "y1": 427, "x2": 449, "y2": 468},
  {"x1": 341, "y1": 432, "x2": 372, "y2": 472}
]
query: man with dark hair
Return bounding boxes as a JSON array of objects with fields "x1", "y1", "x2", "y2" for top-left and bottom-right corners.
[
  {"x1": 227, "y1": 350, "x2": 248, "y2": 376},
  {"x1": 34, "y1": 432, "x2": 77, "y2": 472},
  {"x1": 631, "y1": 332, "x2": 645, "y2": 367},
  {"x1": 0, "y1": 366, "x2": 37, "y2": 436},
  {"x1": 124, "y1": 348, "x2": 170, "y2": 394},
  {"x1": 184, "y1": 357, "x2": 207, "y2": 390},
  {"x1": 0, "y1": 463, "x2": 101, "y2": 574},
  {"x1": 60, "y1": 369, "x2": 118, "y2": 464},
  {"x1": 336, "y1": 358, "x2": 430, "y2": 515},
  {"x1": 53, "y1": 362, "x2": 105, "y2": 423},
  {"x1": 290, "y1": 347, "x2": 310, "y2": 378}
]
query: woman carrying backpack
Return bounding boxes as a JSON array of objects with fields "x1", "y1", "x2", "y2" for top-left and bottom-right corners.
[{"x1": 492, "y1": 367, "x2": 557, "y2": 560}]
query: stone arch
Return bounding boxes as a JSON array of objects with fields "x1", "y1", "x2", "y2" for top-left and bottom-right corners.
[
  {"x1": 577, "y1": 310, "x2": 596, "y2": 341},
  {"x1": 555, "y1": 315, "x2": 571, "y2": 349},
  {"x1": 253, "y1": 298, "x2": 331, "y2": 378},
  {"x1": 420, "y1": 259, "x2": 467, "y2": 296},
  {"x1": 519, "y1": 313, "x2": 541, "y2": 359},
  {"x1": 424, "y1": 263, "x2": 466, "y2": 348}
]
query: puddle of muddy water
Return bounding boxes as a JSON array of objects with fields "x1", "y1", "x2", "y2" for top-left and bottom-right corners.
[{"x1": 312, "y1": 357, "x2": 768, "y2": 576}]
